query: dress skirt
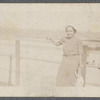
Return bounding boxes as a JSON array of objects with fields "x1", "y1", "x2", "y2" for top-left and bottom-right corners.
[{"x1": 56, "y1": 55, "x2": 79, "y2": 87}]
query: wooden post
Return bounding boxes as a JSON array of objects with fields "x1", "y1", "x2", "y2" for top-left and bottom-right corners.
[
  {"x1": 82, "y1": 45, "x2": 88, "y2": 87},
  {"x1": 15, "y1": 40, "x2": 20, "y2": 86},
  {"x1": 8, "y1": 55, "x2": 12, "y2": 86}
]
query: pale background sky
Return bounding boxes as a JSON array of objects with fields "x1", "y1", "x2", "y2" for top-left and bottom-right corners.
[{"x1": 0, "y1": 4, "x2": 100, "y2": 32}]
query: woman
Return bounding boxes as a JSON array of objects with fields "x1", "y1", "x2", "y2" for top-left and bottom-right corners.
[{"x1": 49, "y1": 25, "x2": 83, "y2": 87}]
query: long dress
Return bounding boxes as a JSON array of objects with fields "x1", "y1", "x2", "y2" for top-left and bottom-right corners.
[{"x1": 56, "y1": 36, "x2": 83, "y2": 87}]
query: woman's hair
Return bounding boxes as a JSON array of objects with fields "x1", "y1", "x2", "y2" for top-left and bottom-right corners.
[{"x1": 65, "y1": 25, "x2": 77, "y2": 33}]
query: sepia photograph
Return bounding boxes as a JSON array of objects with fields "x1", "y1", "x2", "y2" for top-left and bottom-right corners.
[{"x1": 0, "y1": 4, "x2": 100, "y2": 97}]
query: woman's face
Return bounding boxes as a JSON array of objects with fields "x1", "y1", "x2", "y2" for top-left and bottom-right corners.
[{"x1": 66, "y1": 27, "x2": 75, "y2": 38}]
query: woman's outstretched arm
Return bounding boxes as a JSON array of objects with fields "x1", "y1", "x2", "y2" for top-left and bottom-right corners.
[{"x1": 49, "y1": 38, "x2": 63, "y2": 46}]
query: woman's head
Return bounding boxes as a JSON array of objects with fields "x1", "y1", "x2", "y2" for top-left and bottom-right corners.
[{"x1": 65, "y1": 25, "x2": 77, "y2": 38}]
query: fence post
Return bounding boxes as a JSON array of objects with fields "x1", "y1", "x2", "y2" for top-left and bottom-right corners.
[
  {"x1": 15, "y1": 40, "x2": 20, "y2": 86},
  {"x1": 82, "y1": 45, "x2": 88, "y2": 87},
  {"x1": 8, "y1": 55, "x2": 12, "y2": 86}
]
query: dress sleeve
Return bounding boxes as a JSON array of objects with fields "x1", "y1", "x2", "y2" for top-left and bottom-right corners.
[{"x1": 77, "y1": 39, "x2": 83, "y2": 55}]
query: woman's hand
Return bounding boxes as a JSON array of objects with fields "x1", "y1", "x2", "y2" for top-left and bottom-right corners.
[
  {"x1": 48, "y1": 38, "x2": 53, "y2": 42},
  {"x1": 48, "y1": 38, "x2": 54, "y2": 43}
]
